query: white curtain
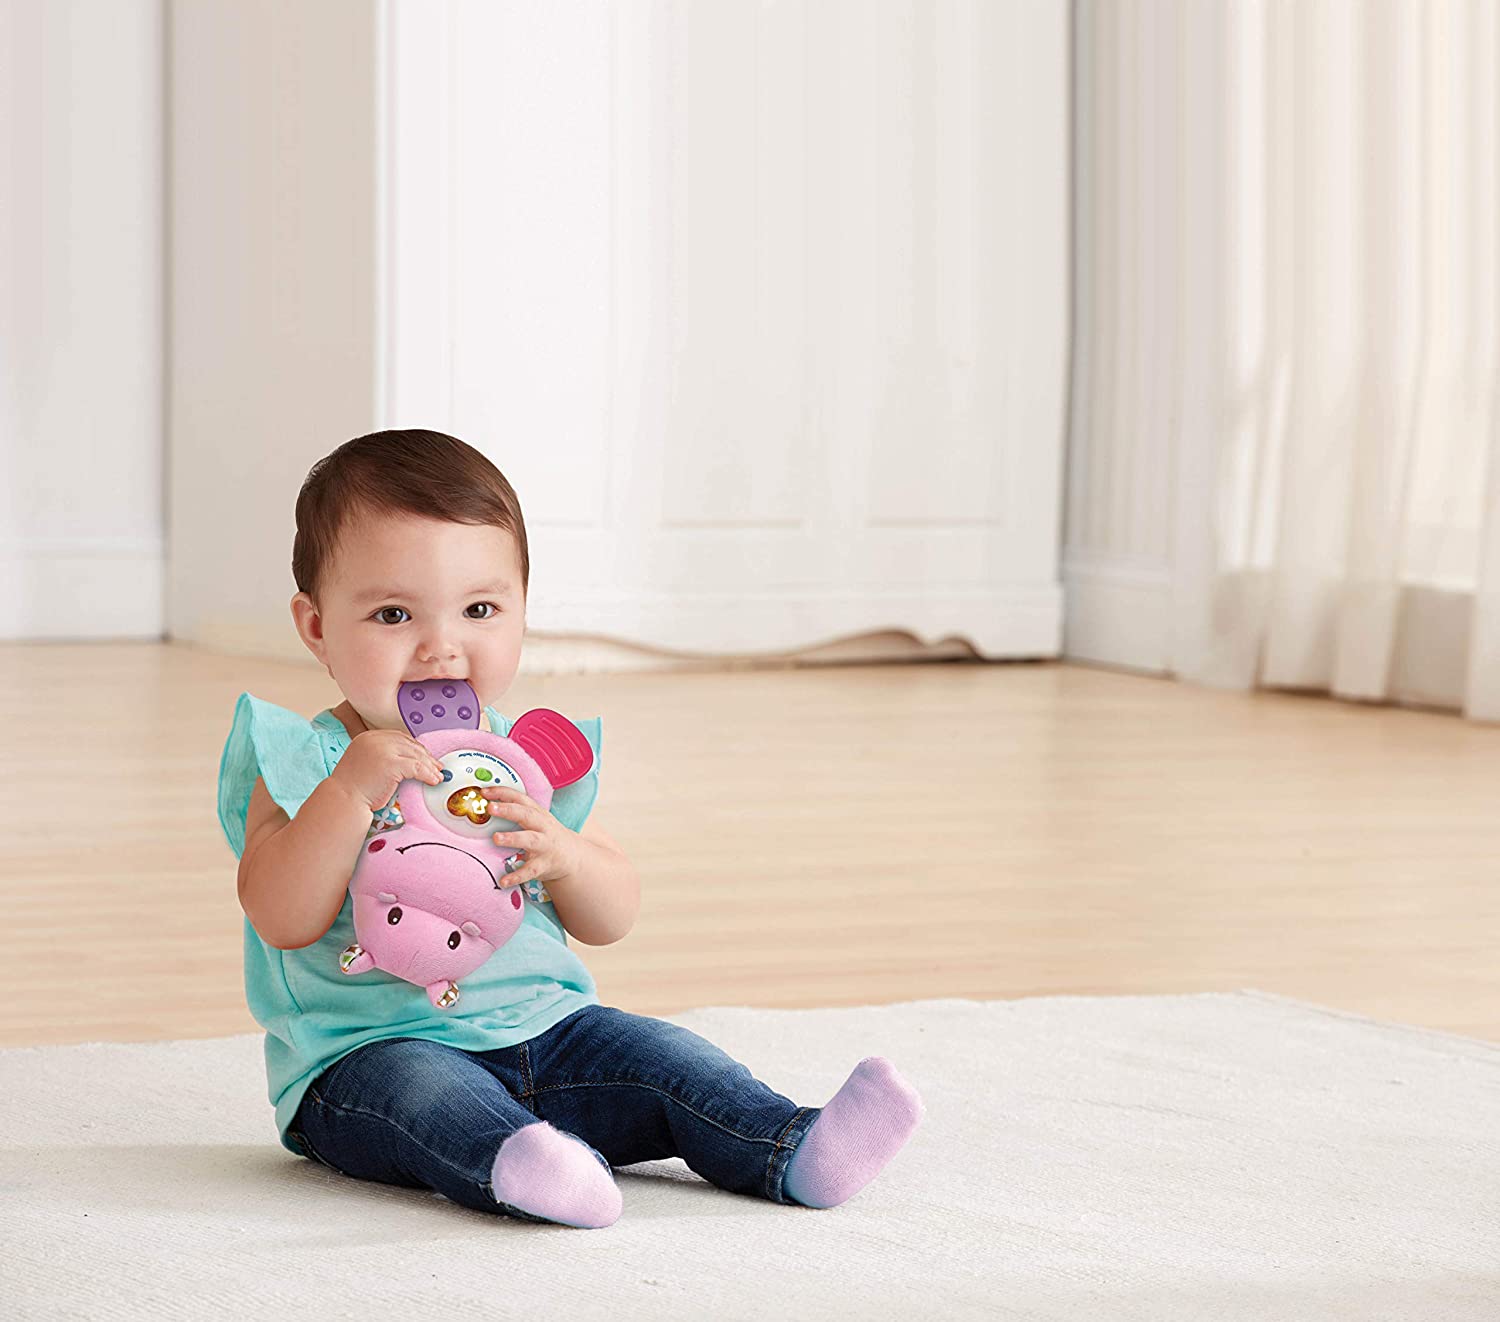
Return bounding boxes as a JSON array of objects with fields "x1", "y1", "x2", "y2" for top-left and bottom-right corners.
[{"x1": 1067, "y1": 0, "x2": 1500, "y2": 719}]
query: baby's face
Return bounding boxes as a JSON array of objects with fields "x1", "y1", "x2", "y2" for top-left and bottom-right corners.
[{"x1": 292, "y1": 509, "x2": 527, "y2": 732}]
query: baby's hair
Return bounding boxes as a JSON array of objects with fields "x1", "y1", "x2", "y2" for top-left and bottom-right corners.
[{"x1": 292, "y1": 429, "x2": 530, "y2": 605}]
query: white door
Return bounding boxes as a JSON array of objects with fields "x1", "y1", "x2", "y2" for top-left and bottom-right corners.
[{"x1": 380, "y1": 0, "x2": 1070, "y2": 658}]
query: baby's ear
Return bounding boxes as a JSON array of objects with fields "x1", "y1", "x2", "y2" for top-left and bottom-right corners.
[
  {"x1": 509, "y1": 709, "x2": 594, "y2": 788},
  {"x1": 289, "y1": 591, "x2": 330, "y2": 664}
]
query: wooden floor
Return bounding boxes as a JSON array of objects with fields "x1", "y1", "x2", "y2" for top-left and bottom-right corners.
[{"x1": 3, "y1": 641, "x2": 1498, "y2": 1047}]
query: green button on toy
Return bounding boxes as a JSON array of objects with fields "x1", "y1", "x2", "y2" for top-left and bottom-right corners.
[{"x1": 474, "y1": 767, "x2": 493, "y2": 781}]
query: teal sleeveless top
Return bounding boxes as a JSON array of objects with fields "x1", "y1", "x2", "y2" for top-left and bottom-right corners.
[{"x1": 215, "y1": 692, "x2": 602, "y2": 1153}]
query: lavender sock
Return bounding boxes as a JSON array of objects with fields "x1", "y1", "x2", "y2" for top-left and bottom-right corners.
[
  {"x1": 489, "y1": 1121, "x2": 622, "y2": 1228},
  {"x1": 783, "y1": 1056, "x2": 925, "y2": 1209}
]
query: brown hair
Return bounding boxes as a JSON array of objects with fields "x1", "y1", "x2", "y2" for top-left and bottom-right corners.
[{"x1": 292, "y1": 430, "x2": 529, "y2": 604}]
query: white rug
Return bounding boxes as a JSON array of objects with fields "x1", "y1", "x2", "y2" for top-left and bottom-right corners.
[{"x1": 2, "y1": 993, "x2": 1497, "y2": 1321}]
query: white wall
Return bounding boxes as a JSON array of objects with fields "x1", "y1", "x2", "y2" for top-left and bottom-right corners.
[
  {"x1": 166, "y1": 0, "x2": 381, "y2": 661},
  {"x1": 0, "y1": 0, "x2": 164, "y2": 640},
  {"x1": 172, "y1": 0, "x2": 1070, "y2": 664},
  {"x1": 2, "y1": 1, "x2": 1070, "y2": 669}
]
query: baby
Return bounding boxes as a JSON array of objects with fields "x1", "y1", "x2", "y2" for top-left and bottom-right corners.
[{"x1": 216, "y1": 428, "x2": 924, "y2": 1228}]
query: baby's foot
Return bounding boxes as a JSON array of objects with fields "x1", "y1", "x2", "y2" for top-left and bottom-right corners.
[
  {"x1": 489, "y1": 1121, "x2": 622, "y2": 1228},
  {"x1": 783, "y1": 1056, "x2": 925, "y2": 1209}
]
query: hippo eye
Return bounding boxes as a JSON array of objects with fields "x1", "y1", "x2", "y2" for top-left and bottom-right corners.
[
  {"x1": 447, "y1": 930, "x2": 462, "y2": 950},
  {"x1": 387, "y1": 906, "x2": 403, "y2": 925}
]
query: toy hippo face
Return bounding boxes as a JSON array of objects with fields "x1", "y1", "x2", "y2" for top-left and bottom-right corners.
[
  {"x1": 351, "y1": 829, "x2": 527, "y2": 990},
  {"x1": 340, "y1": 710, "x2": 595, "y2": 1010},
  {"x1": 346, "y1": 731, "x2": 550, "y2": 980}
]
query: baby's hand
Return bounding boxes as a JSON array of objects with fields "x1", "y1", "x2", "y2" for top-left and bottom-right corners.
[
  {"x1": 332, "y1": 729, "x2": 445, "y2": 813},
  {"x1": 481, "y1": 785, "x2": 584, "y2": 889}
]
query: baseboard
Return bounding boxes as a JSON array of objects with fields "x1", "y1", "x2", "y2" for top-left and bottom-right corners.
[
  {"x1": 0, "y1": 540, "x2": 164, "y2": 640},
  {"x1": 1061, "y1": 559, "x2": 1172, "y2": 674}
]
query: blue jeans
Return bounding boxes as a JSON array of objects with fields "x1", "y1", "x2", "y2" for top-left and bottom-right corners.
[{"x1": 287, "y1": 1004, "x2": 823, "y2": 1221}]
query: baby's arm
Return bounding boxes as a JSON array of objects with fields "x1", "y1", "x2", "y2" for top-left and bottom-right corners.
[
  {"x1": 551, "y1": 818, "x2": 640, "y2": 947},
  {"x1": 239, "y1": 728, "x2": 444, "y2": 950},
  {"x1": 237, "y1": 774, "x2": 374, "y2": 950}
]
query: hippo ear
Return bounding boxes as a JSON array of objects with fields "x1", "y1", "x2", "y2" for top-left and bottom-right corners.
[
  {"x1": 377, "y1": 891, "x2": 399, "y2": 903},
  {"x1": 461, "y1": 921, "x2": 482, "y2": 938},
  {"x1": 508, "y1": 709, "x2": 594, "y2": 788}
]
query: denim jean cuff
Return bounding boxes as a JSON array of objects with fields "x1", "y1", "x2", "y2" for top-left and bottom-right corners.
[{"x1": 763, "y1": 1104, "x2": 823, "y2": 1205}]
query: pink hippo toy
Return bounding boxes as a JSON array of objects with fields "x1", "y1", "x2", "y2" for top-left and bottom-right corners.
[{"x1": 338, "y1": 679, "x2": 594, "y2": 1009}]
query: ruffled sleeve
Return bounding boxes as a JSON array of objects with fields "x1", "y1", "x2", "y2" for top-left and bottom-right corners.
[
  {"x1": 485, "y1": 708, "x2": 602, "y2": 835},
  {"x1": 216, "y1": 692, "x2": 333, "y2": 859}
]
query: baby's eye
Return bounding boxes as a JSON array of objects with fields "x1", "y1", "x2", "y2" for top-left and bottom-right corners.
[{"x1": 372, "y1": 603, "x2": 497, "y2": 625}]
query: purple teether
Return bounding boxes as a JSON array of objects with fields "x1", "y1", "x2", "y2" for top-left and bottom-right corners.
[{"x1": 398, "y1": 679, "x2": 482, "y2": 736}]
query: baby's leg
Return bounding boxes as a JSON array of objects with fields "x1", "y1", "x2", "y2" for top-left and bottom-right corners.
[
  {"x1": 290, "y1": 1035, "x2": 620, "y2": 1228},
  {"x1": 516, "y1": 1005, "x2": 922, "y2": 1207}
]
